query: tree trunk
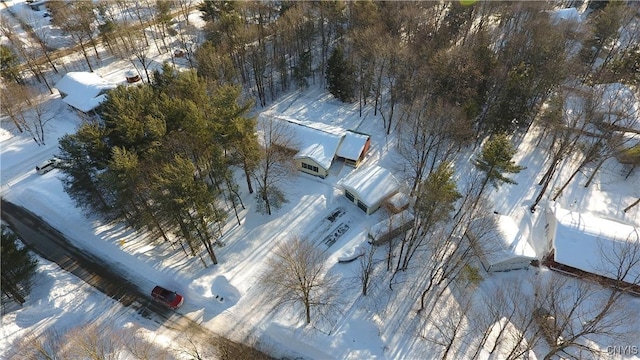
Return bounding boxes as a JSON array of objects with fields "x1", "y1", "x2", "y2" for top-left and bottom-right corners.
[
  {"x1": 584, "y1": 157, "x2": 606, "y2": 188},
  {"x1": 624, "y1": 198, "x2": 640, "y2": 213},
  {"x1": 530, "y1": 161, "x2": 558, "y2": 212}
]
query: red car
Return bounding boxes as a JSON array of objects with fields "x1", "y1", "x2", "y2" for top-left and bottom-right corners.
[{"x1": 151, "y1": 286, "x2": 184, "y2": 309}]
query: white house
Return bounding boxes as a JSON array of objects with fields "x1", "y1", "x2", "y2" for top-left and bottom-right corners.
[
  {"x1": 259, "y1": 114, "x2": 372, "y2": 178},
  {"x1": 54, "y1": 72, "x2": 116, "y2": 113},
  {"x1": 340, "y1": 165, "x2": 400, "y2": 215},
  {"x1": 466, "y1": 213, "x2": 537, "y2": 272},
  {"x1": 260, "y1": 114, "x2": 344, "y2": 178},
  {"x1": 545, "y1": 203, "x2": 640, "y2": 285}
]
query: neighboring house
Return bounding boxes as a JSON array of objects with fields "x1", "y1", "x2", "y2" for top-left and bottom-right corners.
[
  {"x1": 340, "y1": 165, "x2": 400, "y2": 215},
  {"x1": 335, "y1": 130, "x2": 371, "y2": 168},
  {"x1": 466, "y1": 213, "x2": 537, "y2": 272},
  {"x1": 261, "y1": 114, "x2": 371, "y2": 178},
  {"x1": 545, "y1": 203, "x2": 640, "y2": 292},
  {"x1": 368, "y1": 209, "x2": 414, "y2": 245},
  {"x1": 54, "y1": 72, "x2": 116, "y2": 113}
]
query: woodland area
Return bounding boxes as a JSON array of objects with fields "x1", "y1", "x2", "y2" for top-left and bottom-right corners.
[{"x1": 2, "y1": 0, "x2": 637, "y2": 267}]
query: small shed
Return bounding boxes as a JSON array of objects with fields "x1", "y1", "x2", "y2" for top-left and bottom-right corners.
[
  {"x1": 54, "y1": 72, "x2": 116, "y2": 113},
  {"x1": 368, "y1": 209, "x2": 414, "y2": 245},
  {"x1": 385, "y1": 192, "x2": 410, "y2": 214},
  {"x1": 125, "y1": 70, "x2": 141, "y2": 83},
  {"x1": 466, "y1": 214, "x2": 537, "y2": 272},
  {"x1": 340, "y1": 166, "x2": 400, "y2": 215},
  {"x1": 335, "y1": 131, "x2": 371, "y2": 168}
]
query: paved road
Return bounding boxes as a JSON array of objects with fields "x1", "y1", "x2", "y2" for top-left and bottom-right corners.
[{"x1": 0, "y1": 198, "x2": 273, "y2": 358}]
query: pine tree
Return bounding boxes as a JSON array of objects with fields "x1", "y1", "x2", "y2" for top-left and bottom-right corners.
[
  {"x1": 1, "y1": 226, "x2": 37, "y2": 305},
  {"x1": 0, "y1": 45, "x2": 23, "y2": 84},
  {"x1": 397, "y1": 162, "x2": 461, "y2": 270},
  {"x1": 326, "y1": 46, "x2": 356, "y2": 102},
  {"x1": 474, "y1": 134, "x2": 525, "y2": 200}
]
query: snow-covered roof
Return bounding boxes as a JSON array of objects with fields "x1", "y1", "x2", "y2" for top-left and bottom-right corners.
[
  {"x1": 387, "y1": 192, "x2": 410, "y2": 210},
  {"x1": 340, "y1": 166, "x2": 400, "y2": 208},
  {"x1": 263, "y1": 114, "x2": 344, "y2": 170},
  {"x1": 54, "y1": 72, "x2": 116, "y2": 112},
  {"x1": 62, "y1": 94, "x2": 107, "y2": 113},
  {"x1": 550, "y1": 8, "x2": 582, "y2": 25},
  {"x1": 593, "y1": 83, "x2": 639, "y2": 130},
  {"x1": 336, "y1": 131, "x2": 369, "y2": 161},
  {"x1": 553, "y1": 206, "x2": 640, "y2": 283},
  {"x1": 472, "y1": 214, "x2": 537, "y2": 266}
]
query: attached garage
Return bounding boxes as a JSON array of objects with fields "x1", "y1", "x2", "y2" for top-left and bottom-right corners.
[{"x1": 340, "y1": 166, "x2": 400, "y2": 215}]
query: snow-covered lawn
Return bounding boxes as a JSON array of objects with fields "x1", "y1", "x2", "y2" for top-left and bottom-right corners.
[{"x1": 2, "y1": 82, "x2": 639, "y2": 359}]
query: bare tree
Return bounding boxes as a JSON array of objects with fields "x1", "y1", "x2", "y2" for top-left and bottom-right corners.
[
  {"x1": 119, "y1": 25, "x2": 154, "y2": 83},
  {"x1": 259, "y1": 236, "x2": 342, "y2": 325},
  {"x1": 530, "y1": 92, "x2": 586, "y2": 211},
  {"x1": 253, "y1": 116, "x2": 297, "y2": 215},
  {"x1": 397, "y1": 98, "x2": 466, "y2": 195},
  {"x1": 65, "y1": 323, "x2": 122, "y2": 360},
  {"x1": 49, "y1": 1, "x2": 101, "y2": 72},
  {"x1": 0, "y1": 83, "x2": 58, "y2": 145},
  {"x1": 537, "y1": 236, "x2": 640, "y2": 360},
  {"x1": 358, "y1": 242, "x2": 377, "y2": 296},
  {"x1": 0, "y1": 15, "x2": 54, "y2": 93},
  {"x1": 420, "y1": 290, "x2": 473, "y2": 360}
]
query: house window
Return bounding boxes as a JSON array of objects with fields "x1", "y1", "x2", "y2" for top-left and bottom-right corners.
[
  {"x1": 345, "y1": 191, "x2": 355, "y2": 202},
  {"x1": 301, "y1": 162, "x2": 318, "y2": 173}
]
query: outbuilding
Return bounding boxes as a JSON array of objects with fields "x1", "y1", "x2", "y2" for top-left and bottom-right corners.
[
  {"x1": 545, "y1": 203, "x2": 640, "y2": 286},
  {"x1": 335, "y1": 130, "x2": 371, "y2": 168},
  {"x1": 54, "y1": 72, "x2": 116, "y2": 113},
  {"x1": 368, "y1": 209, "x2": 414, "y2": 245},
  {"x1": 466, "y1": 213, "x2": 537, "y2": 272},
  {"x1": 340, "y1": 165, "x2": 400, "y2": 215}
]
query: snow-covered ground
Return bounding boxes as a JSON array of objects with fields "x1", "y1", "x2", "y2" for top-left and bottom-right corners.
[
  {"x1": 1, "y1": 1, "x2": 639, "y2": 358},
  {"x1": 3, "y1": 81, "x2": 639, "y2": 358}
]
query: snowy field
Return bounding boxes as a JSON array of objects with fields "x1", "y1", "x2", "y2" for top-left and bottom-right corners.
[{"x1": 1, "y1": 0, "x2": 640, "y2": 359}]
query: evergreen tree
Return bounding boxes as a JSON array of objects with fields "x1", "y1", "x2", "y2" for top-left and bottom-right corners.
[
  {"x1": 473, "y1": 134, "x2": 526, "y2": 200},
  {"x1": 0, "y1": 45, "x2": 23, "y2": 84},
  {"x1": 326, "y1": 46, "x2": 356, "y2": 102},
  {"x1": 1, "y1": 226, "x2": 37, "y2": 305},
  {"x1": 397, "y1": 161, "x2": 461, "y2": 270}
]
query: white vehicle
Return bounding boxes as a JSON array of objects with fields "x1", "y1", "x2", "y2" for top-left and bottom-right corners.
[{"x1": 36, "y1": 158, "x2": 62, "y2": 175}]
